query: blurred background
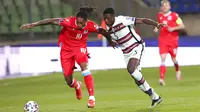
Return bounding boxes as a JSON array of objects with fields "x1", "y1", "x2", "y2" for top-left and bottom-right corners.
[
  {"x1": 0, "y1": 0, "x2": 200, "y2": 46},
  {"x1": 0, "y1": 0, "x2": 200, "y2": 77}
]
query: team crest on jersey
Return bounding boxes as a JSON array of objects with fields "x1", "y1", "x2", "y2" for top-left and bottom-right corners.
[
  {"x1": 168, "y1": 16, "x2": 172, "y2": 20},
  {"x1": 84, "y1": 30, "x2": 88, "y2": 34}
]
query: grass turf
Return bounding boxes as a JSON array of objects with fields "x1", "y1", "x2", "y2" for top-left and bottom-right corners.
[{"x1": 0, "y1": 66, "x2": 200, "y2": 112}]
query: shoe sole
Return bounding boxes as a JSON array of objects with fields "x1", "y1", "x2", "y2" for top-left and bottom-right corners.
[
  {"x1": 149, "y1": 98, "x2": 162, "y2": 108},
  {"x1": 88, "y1": 105, "x2": 95, "y2": 108},
  {"x1": 87, "y1": 100, "x2": 95, "y2": 108}
]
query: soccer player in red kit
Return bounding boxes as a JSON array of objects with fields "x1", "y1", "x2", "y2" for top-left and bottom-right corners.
[
  {"x1": 154, "y1": 0, "x2": 185, "y2": 86},
  {"x1": 20, "y1": 7, "x2": 116, "y2": 108}
]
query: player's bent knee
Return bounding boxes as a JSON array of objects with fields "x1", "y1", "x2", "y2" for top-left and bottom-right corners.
[
  {"x1": 161, "y1": 57, "x2": 166, "y2": 62},
  {"x1": 131, "y1": 69, "x2": 143, "y2": 82},
  {"x1": 171, "y1": 57, "x2": 177, "y2": 63},
  {"x1": 63, "y1": 76, "x2": 73, "y2": 86},
  {"x1": 127, "y1": 66, "x2": 136, "y2": 74},
  {"x1": 160, "y1": 54, "x2": 167, "y2": 60},
  {"x1": 79, "y1": 63, "x2": 88, "y2": 71},
  {"x1": 66, "y1": 80, "x2": 73, "y2": 86},
  {"x1": 82, "y1": 69, "x2": 91, "y2": 76}
]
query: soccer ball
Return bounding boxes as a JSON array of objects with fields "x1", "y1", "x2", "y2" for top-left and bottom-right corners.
[{"x1": 24, "y1": 101, "x2": 39, "y2": 112}]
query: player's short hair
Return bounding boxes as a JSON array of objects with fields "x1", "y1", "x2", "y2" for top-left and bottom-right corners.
[
  {"x1": 161, "y1": 0, "x2": 171, "y2": 5},
  {"x1": 76, "y1": 6, "x2": 95, "y2": 20},
  {"x1": 103, "y1": 7, "x2": 115, "y2": 15}
]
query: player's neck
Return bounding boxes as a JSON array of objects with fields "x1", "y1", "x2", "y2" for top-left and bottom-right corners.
[
  {"x1": 110, "y1": 18, "x2": 115, "y2": 27},
  {"x1": 162, "y1": 11, "x2": 171, "y2": 16}
]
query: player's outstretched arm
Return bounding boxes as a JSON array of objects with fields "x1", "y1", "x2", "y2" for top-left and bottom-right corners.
[
  {"x1": 20, "y1": 18, "x2": 61, "y2": 30},
  {"x1": 98, "y1": 28, "x2": 117, "y2": 48},
  {"x1": 135, "y1": 18, "x2": 164, "y2": 29}
]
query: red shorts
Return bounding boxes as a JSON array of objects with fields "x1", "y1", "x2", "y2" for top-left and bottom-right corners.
[
  {"x1": 60, "y1": 47, "x2": 89, "y2": 76},
  {"x1": 159, "y1": 42, "x2": 178, "y2": 58}
]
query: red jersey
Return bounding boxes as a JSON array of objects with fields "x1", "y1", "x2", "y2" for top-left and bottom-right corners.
[
  {"x1": 58, "y1": 17, "x2": 100, "y2": 48},
  {"x1": 157, "y1": 11, "x2": 181, "y2": 43}
]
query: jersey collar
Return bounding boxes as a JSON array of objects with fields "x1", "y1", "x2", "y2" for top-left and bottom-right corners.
[{"x1": 163, "y1": 11, "x2": 172, "y2": 17}]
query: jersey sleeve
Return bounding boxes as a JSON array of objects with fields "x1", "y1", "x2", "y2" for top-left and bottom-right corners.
[
  {"x1": 58, "y1": 17, "x2": 71, "y2": 27},
  {"x1": 174, "y1": 13, "x2": 183, "y2": 25},
  {"x1": 118, "y1": 15, "x2": 136, "y2": 26},
  {"x1": 58, "y1": 28, "x2": 65, "y2": 47},
  {"x1": 88, "y1": 21, "x2": 102, "y2": 33},
  {"x1": 157, "y1": 13, "x2": 161, "y2": 23}
]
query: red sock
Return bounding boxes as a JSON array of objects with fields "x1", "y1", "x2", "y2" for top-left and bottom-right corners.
[
  {"x1": 84, "y1": 75, "x2": 94, "y2": 96},
  {"x1": 174, "y1": 63, "x2": 180, "y2": 71},
  {"x1": 70, "y1": 79, "x2": 78, "y2": 89},
  {"x1": 160, "y1": 65, "x2": 166, "y2": 80}
]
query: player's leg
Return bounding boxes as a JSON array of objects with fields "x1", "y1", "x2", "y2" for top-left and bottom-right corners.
[
  {"x1": 159, "y1": 53, "x2": 167, "y2": 85},
  {"x1": 159, "y1": 45, "x2": 168, "y2": 86},
  {"x1": 169, "y1": 46, "x2": 181, "y2": 80},
  {"x1": 61, "y1": 50, "x2": 82, "y2": 100},
  {"x1": 126, "y1": 44, "x2": 162, "y2": 107},
  {"x1": 127, "y1": 58, "x2": 162, "y2": 108},
  {"x1": 75, "y1": 47, "x2": 95, "y2": 108}
]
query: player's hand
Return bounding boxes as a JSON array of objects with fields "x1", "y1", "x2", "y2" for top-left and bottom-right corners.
[
  {"x1": 109, "y1": 41, "x2": 117, "y2": 49},
  {"x1": 154, "y1": 27, "x2": 159, "y2": 33},
  {"x1": 156, "y1": 23, "x2": 165, "y2": 29},
  {"x1": 167, "y1": 27, "x2": 175, "y2": 32},
  {"x1": 20, "y1": 23, "x2": 34, "y2": 30}
]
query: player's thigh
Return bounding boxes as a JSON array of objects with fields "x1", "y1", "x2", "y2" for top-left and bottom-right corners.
[
  {"x1": 169, "y1": 45, "x2": 178, "y2": 58},
  {"x1": 125, "y1": 44, "x2": 144, "y2": 71},
  {"x1": 74, "y1": 47, "x2": 89, "y2": 67},
  {"x1": 159, "y1": 44, "x2": 169, "y2": 61},
  {"x1": 60, "y1": 50, "x2": 75, "y2": 76},
  {"x1": 159, "y1": 44, "x2": 169, "y2": 55}
]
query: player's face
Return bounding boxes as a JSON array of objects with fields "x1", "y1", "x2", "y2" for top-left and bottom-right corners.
[
  {"x1": 161, "y1": 2, "x2": 171, "y2": 13},
  {"x1": 76, "y1": 17, "x2": 86, "y2": 29},
  {"x1": 103, "y1": 14, "x2": 115, "y2": 27}
]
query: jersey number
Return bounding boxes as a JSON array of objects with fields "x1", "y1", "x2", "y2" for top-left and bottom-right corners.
[
  {"x1": 80, "y1": 48, "x2": 86, "y2": 54},
  {"x1": 76, "y1": 34, "x2": 82, "y2": 39},
  {"x1": 133, "y1": 50, "x2": 137, "y2": 56}
]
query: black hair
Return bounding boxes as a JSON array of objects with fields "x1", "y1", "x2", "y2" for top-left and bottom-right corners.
[
  {"x1": 76, "y1": 6, "x2": 96, "y2": 20},
  {"x1": 103, "y1": 7, "x2": 115, "y2": 15}
]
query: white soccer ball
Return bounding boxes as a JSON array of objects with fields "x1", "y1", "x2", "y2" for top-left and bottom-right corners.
[{"x1": 24, "y1": 101, "x2": 39, "y2": 112}]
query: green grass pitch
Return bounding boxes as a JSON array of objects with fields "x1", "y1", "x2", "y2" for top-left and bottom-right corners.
[{"x1": 0, "y1": 66, "x2": 200, "y2": 112}]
